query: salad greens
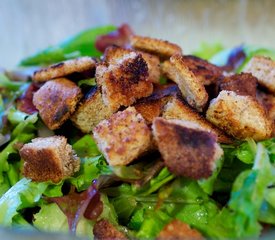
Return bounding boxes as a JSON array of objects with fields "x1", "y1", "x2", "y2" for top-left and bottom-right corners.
[{"x1": 0, "y1": 25, "x2": 274, "y2": 239}]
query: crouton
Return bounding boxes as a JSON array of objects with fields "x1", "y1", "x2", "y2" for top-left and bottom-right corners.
[
  {"x1": 161, "y1": 55, "x2": 209, "y2": 112},
  {"x1": 152, "y1": 118, "x2": 223, "y2": 179},
  {"x1": 19, "y1": 136, "x2": 80, "y2": 183},
  {"x1": 134, "y1": 84, "x2": 180, "y2": 124},
  {"x1": 104, "y1": 46, "x2": 161, "y2": 83},
  {"x1": 257, "y1": 90, "x2": 275, "y2": 136},
  {"x1": 93, "y1": 107, "x2": 152, "y2": 166},
  {"x1": 243, "y1": 56, "x2": 275, "y2": 94},
  {"x1": 33, "y1": 57, "x2": 97, "y2": 82},
  {"x1": 219, "y1": 72, "x2": 257, "y2": 97},
  {"x1": 71, "y1": 87, "x2": 113, "y2": 133},
  {"x1": 206, "y1": 90, "x2": 272, "y2": 141},
  {"x1": 134, "y1": 100, "x2": 164, "y2": 124},
  {"x1": 130, "y1": 35, "x2": 182, "y2": 60},
  {"x1": 162, "y1": 96, "x2": 232, "y2": 143},
  {"x1": 181, "y1": 55, "x2": 223, "y2": 85},
  {"x1": 96, "y1": 52, "x2": 153, "y2": 111},
  {"x1": 157, "y1": 219, "x2": 204, "y2": 240},
  {"x1": 93, "y1": 219, "x2": 127, "y2": 240},
  {"x1": 33, "y1": 78, "x2": 82, "y2": 130}
]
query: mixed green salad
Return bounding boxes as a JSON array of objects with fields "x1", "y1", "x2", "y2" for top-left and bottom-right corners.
[{"x1": 0, "y1": 25, "x2": 275, "y2": 239}]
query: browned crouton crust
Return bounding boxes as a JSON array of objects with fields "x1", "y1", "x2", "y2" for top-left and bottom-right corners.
[
  {"x1": 19, "y1": 136, "x2": 80, "y2": 183},
  {"x1": 257, "y1": 90, "x2": 275, "y2": 136},
  {"x1": 96, "y1": 52, "x2": 153, "y2": 111},
  {"x1": 130, "y1": 35, "x2": 182, "y2": 60},
  {"x1": 93, "y1": 107, "x2": 152, "y2": 166},
  {"x1": 134, "y1": 100, "x2": 164, "y2": 124},
  {"x1": 152, "y1": 118, "x2": 223, "y2": 179},
  {"x1": 243, "y1": 56, "x2": 275, "y2": 94},
  {"x1": 93, "y1": 219, "x2": 127, "y2": 240},
  {"x1": 181, "y1": 55, "x2": 223, "y2": 85},
  {"x1": 33, "y1": 57, "x2": 97, "y2": 82},
  {"x1": 161, "y1": 54, "x2": 208, "y2": 112},
  {"x1": 219, "y1": 72, "x2": 257, "y2": 97},
  {"x1": 33, "y1": 78, "x2": 82, "y2": 130},
  {"x1": 206, "y1": 90, "x2": 272, "y2": 140},
  {"x1": 104, "y1": 46, "x2": 161, "y2": 83},
  {"x1": 71, "y1": 87, "x2": 113, "y2": 133},
  {"x1": 162, "y1": 96, "x2": 232, "y2": 143},
  {"x1": 134, "y1": 84, "x2": 180, "y2": 124},
  {"x1": 157, "y1": 219, "x2": 204, "y2": 240}
]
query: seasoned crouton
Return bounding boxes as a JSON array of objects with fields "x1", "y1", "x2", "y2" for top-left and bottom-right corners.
[
  {"x1": 93, "y1": 219, "x2": 127, "y2": 240},
  {"x1": 71, "y1": 87, "x2": 113, "y2": 133},
  {"x1": 19, "y1": 136, "x2": 80, "y2": 183},
  {"x1": 161, "y1": 54, "x2": 208, "y2": 112},
  {"x1": 180, "y1": 55, "x2": 223, "y2": 85},
  {"x1": 134, "y1": 84, "x2": 180, "y2": 124},
  {"x1": 130, "y1": 35, "x2": 182, "y2": 60},
  {"x1": 257, "y1": 90, "x2": 275, "y2": 136},
  {"x1": 134, "y1": 100, "x2": 164, "y2": 124},
  {"x1": 93, "y1": 107, "x2": 152, "y2": 166},
  {"x1": 219, "y1": 72, "x2": 257, "y2": 97},
  {"x1": 33, "y1": 57, "x2": 97, "y2": 82},
  {"x1": 206, "y1": 90, "x2": 272, "y2": 140},
  {"x1": 104, "y1": 46, "x2": 161, "y2": 83},
  {"x1": 33, "y1": 78, "x2": 82, "y2": 130},
  {"x1": 162, "y1": 96, "x2": 232, "y2": 143},
  {"x1": 243, "y1": 56, "x2": 275, "y2": 94},
  {"x1": 157, "y1": 219, "x2": 204, "y2": 240},
  {"x1": 152, "y1": 118, "x2": 223, "y2": 179},
  {"x1": 96, "y1": 52, "x2": 153, "y2": 111}
]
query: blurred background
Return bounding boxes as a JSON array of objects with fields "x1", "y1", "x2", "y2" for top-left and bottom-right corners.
[{"x1": 0, "y1": 0, "x2": 275, "y2": 68}]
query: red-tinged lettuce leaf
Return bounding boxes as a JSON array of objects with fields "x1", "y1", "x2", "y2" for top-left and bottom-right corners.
[
  {"x1": 95, "y1": 24, "x2": 134, "y2": 52},
  {"x1": 220, "y1": 45, "x2": 246, "y2": 72},
  {"x1": 47, "y1": 180, "x2": 102, "y2": 234},
  {"x1": 16, "y1": 83, "x2": 40, "y2": 114}
]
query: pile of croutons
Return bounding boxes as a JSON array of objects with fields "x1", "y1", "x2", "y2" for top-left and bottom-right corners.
[{"x1": 20, "y1": 35, "x2": 275, "y2": 183}]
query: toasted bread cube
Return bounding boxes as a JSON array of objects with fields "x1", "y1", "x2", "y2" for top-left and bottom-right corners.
[
  {"x1": 134, "y1": 100, "x2": 164, "y2": 124},
  {"x1": 257, "y1": 90, "x2": 275, "y2": 137},
  {"x1": 96, "y1": 52, "x2": 153, "y2": 111},
  {"x1": 162, "y1": 96, "x2": 232, "y2": 143},
  {"x1": 162, "y1": 54, "x2": 208, "y2": 112},
  {"x1": 33, "y1": 57, "x2": 97, "y2": 82},
  {"x1": 157, "y1": 219, "x2": 204, "y2": 240},
  {"x1": 243, "y1": 56, "x2": 275, "y2": 94},
  {"x1": 71, "y1": 87, "x2": 113, "y2": 133},
  {"x1": 206, "y1": 90, "x2": 272, "y2": 140},
  {"x1": 152, "y1": 118, "x2": 223, "y2": 179},
  {"x1": 180, "y1": 55, "x2": 223, "y2": 85},
  {"x1": 104, "y1": 46, "x2": 161, "y2": 83},
  {"x1": 93, "y1": 220, "x2": 127, "y2": 240},
  {"x1": 19, "y1": 136, "x2": 80, "y2": 183},
  {"x1": 219, "y1": 72, "x2": 257, "y2": 97},
  {"x1": 93, "y1": 107, "x2": 152, "y2": 166},
  {"x1": 130, "y1": 35, "x2": 182, "y2": 59},
  {"x1": 134, "y1": 84, "x2": 180, "y2": 124},
  {"x1": 33, "y1": 78, "x2": 82, "y2": 130},
  {"x1": 139, "y1": 51, "x2": 161, "y2": 83}
]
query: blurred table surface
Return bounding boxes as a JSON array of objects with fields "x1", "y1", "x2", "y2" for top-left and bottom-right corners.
[{"x1": 1, "y1": 0, "x2": 275, "y2": 68}]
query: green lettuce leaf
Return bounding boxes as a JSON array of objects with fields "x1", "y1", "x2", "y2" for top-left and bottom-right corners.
[
  {"x1": 69, "y1": 156, "x2": 102, "y2": 191},
  {"x1": 19, "y1": 25, "x2": 116, "y2": 66},
  {"x1": 33, "y1": 202, "x2": 94, "y2": 238},
  {"x1": 72, "y1": 134, "x2": 100, "y2": 158},
  {"x1": 0, "y1": 178, "x2": 47, "y2": 226},
  {"x1": 192, "y1": 42, "x2": 224, "y2": 60}
]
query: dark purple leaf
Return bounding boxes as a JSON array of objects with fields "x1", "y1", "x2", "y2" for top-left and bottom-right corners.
[
  {"x1": 16, "y1": 83, "x2": 40, "y2": 114},
  {"x1": 46, "y1": 180, "x2": 102, "y2": 234},
  {"x1": 95, "y1": 24, "x2": 134, "y2": 53},
  {"x1": 221, "y1": 45, "x2": 246, "y2": 72}
]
